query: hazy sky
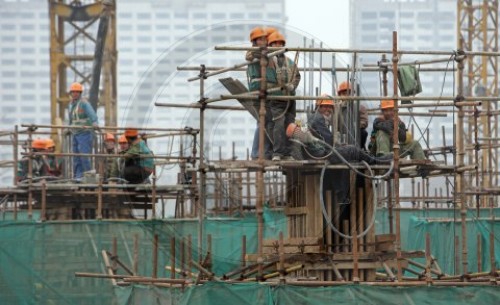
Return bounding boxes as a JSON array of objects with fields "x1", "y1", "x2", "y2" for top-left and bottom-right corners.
[{"x1": 287, "y1": 0, "x2": 350, "y2": 48}]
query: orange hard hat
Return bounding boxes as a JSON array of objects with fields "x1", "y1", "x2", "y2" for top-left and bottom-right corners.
[
  {"x1": 69, "y1": 82, "x2": 83, "y2": 92},
  {"x1": 124, "y1": 128, "x2": 138, "y2": 138},
  {"x1": 316, "y1": 94, "x2": 334, "y2": 107},
  {"x1": 118, "y1": 134, "x2": 127, "y2": 144},
  {"x1": 267, "y1": 32, "x2": 285, "y2": 46},
  {"x1": 337, "y1": 81, "x2": 352, "y2": 94},
  {"x1": 250, "y1": 27, "x2": 267, "y2": 42},
  {"x1": 381, "y1": 99, "x2": 395, "y2": 109},
  {"x1": 265, "y1": 27, "x2": 278, "y2": 38},
  {"x1": 45, "y1": 138, "x2": 55, "y2": 149},
  {"x1": 104, "y1": 133, "x2": 116, "y2": 142},
  {"x1": 32, "y1": 138, "x2": 46, "y2": 150}
]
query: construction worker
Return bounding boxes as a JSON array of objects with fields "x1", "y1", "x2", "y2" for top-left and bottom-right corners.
[
  {"x1": 122, "y1": 129, "x2": 154, "y2": 184},
  {"x1": 247, "y1": 27, "x2": 274, "y2": 160},
  {"x1": 371, "y1": 99, "x2": 426, "y2": 160},
  {"x1": 337, "y1": 81, "x2": 369, "y2": 150},
  {"x1": 249, "y1": 27, "x2": 277, "y2": 160},
  {"x1": 264, "y1": 31, "x2": 300, "y2": 161},
  {"x1": 118, "y1": 134, "x2": 129, "y2": 152},
  {"x1": 287, "y1": 96, "x2": 392, "y2": 164},
  {"x1": 245, "y1": 26, "x2": 277, "y2": 62},
  {"x1": 67, "y1": 82, "x2": 98, "y2": 179},
  {"x1": 109, "y1": 135, "x2": 129, "y2": 180},
  {"x1": 102, "y1": 133, "x2": 116, "y2": 181},
  {"x1": 17, "y1": 138, "x2": 48, "y2": 181},
  {"x1": 43, "y1": 138, "x2": 63, "y2": 177}
]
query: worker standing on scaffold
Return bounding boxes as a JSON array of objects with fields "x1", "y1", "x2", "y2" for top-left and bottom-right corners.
[{"x1": 67, "y1": 82, "x2": 99, "y2": 179}]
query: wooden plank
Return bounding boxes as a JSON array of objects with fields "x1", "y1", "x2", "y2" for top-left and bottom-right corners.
[
  {"x1": 263, "y1": 245, "x2": 323, "y2": 255},
  {"x1": 263, "y1": 237, "x2": 322, "y2": 247},
  {"x1": 284, "y1": 206, "x2": 308, "y2": 216}
]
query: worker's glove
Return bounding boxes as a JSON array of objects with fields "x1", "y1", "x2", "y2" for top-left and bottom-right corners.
[
  {"x1": 404, "y1": 131, "x2": 413, "y2": 145},
  {"x1": 284, "y1": 83, "x2": 295, "y2": 92},
  {"x1": 251, "y1": 50, "x2": 262, "y2": 59}
]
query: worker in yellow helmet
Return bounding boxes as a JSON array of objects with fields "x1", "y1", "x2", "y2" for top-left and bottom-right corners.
[
  {"x1": 370, "y1": 99, "x2": 425, "y2": 160},
  {"x1": 67, "y1": 82, "x2": 99, "y2": 179}
]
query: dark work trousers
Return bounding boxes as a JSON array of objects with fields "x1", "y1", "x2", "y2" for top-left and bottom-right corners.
[
  {"x1": 124, "y1": 165, "x2": 152, "y2": 184},
  {"x1": 360, "y1": 128, "x2": 368, "y2": 151},
  {"x1": 266, "y1": 100, "x2": 291, "y2": 158}
]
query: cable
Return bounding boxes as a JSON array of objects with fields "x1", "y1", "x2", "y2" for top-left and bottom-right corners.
[{"x1": 319, "y1": 160, "x2": 379, "y2": 239}]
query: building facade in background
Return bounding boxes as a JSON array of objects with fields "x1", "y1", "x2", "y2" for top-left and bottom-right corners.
[{"x1": 0, "y1": 0, "x2": 286, "y2": 185}]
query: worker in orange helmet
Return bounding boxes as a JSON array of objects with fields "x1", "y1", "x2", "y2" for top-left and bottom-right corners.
[
  {"x1": 247, "y1": 27, "x2": 274, "y2": 160},
  {"x1": 245, "y1": 26, "x2": 277, "y2": 62},
  {"x1": 118, "y1": 134, "x2": 129, "y2": 152},
  {"x1": 337, "y1": 81, "x2": 369, "y2": 150},
  {"x1": 102, "y1": 133, "x2": 117, "y2": 181},
  {"x1": 264, "y1": 31, "x2": 300, "y2": 161},
  {"x1": 67, "y1": 82, "x2": 99, "y2": 179},
  {"x1": 370, "y1": 99, "x2": 425, "y2": 160},
  {"x1": 17, "y1": 139, "x2": 49, "y2": 181},
  {"x1": 287, "y1": 95, "x2": 392, "y2": 164},
  {"x1": 109, "y1": 134, "x2": 129, "y2": 181},
  {"x1": 121, "y1": 128, "x2": 154, "y2": 184},
  {"x1": 43, "y1": 138, "x2": 63, "y2": 177}
]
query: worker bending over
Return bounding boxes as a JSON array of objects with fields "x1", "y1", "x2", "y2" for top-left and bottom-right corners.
[{"x1": 122, "y1": 129, "x2": 154, "y2": 184}]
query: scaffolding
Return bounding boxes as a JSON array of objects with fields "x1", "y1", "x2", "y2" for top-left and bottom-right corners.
[{"x1": 2, "y1": 31, "x2": 500, "y2": 291}]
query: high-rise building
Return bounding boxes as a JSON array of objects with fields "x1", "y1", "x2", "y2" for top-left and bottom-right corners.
[
  {"x1": 349, "y1": 0, "x2": 456, "y2": 143},
  {"x1": 350, "y1": 0, "x2": 456, "y2": 197},
  {"x1": 0, "y1": 0, "x2": 286, "y2": 185}
]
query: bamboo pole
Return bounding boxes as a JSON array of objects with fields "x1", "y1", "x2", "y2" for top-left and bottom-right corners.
[
  {"x1": 152, "y1": 234, "x2": 158, "y2": 278},
  {"x1": 455, "y1": 47, "x2": 469, "y2": 276},
  {"x1": 392, "y1": 31, "x2": 403, "y2": 282},
  {"x1": 40, "y1": 179, "x2": 47, "y2": 222},
  {"x1": 171, "y1": 237, "x2": 176, "y2": 279},
  {"x1": 133, "y1": 234, "x2": 138, "y2": 275},
  {"x1": 187, "y1": 235, "x2": 192, "y2": 278},
  {"x1": 256, "y1": 45, "x2": 268, "y2": 280},
  {"x1": 279, "y1": 231, "x2": 285, "y2": 282},
  {"x1": 241, "y1": 235, "x2": 247, "y2": 268}
]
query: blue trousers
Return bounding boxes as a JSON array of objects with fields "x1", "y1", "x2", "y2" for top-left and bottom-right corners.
[{"x1": 73, "y1": 131, "x2": 93, "y2": 178}]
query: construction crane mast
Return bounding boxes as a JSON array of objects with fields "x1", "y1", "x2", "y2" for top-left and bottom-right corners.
[
  {"x1": 457, "y1": 0, "x2": 499, "y2": 207},
  {"x1": 49, "y1": 0, "x2": 117, "y2": 148}
]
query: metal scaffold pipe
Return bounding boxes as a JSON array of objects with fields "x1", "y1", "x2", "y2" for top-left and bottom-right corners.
[
  {"x1": 214, "y1": 45, "x2": 500, "y2": 56},
  {"x1": 178, "y1": 66, "x2": 455, "y2": 72}
]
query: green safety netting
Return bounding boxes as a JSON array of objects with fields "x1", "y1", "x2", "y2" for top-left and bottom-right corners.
[
  {"x1": 0, "y1": 208, "x2": 285, "y2": 305},
  {"x1": 1, "y1": 208, "x2": 500, "y2": 304},
  {"x1": 115, "y1": 282, "x2": 500, "y2": 305}
]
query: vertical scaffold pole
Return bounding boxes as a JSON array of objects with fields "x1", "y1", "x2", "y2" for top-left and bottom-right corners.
[
  {"x1": 455, "y1": 45, "x2": 468, "y2": 276},
  {"x1": 392, "y1": 31, "x2": 403, "y2": 281},
  {"x1": 257, "y1": 45, "x2": 269, "y2": 280},
  {"x1": 198, "y1": 65, "x2": 207, "y2": 263}
]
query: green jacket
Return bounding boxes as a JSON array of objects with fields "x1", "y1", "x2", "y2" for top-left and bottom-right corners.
[
  {"x1": 68, "y1": 98, "x2": 98, "y2": 133},
  {"x1": 246, "y1": 61, "x2": 279, "y2": 93},
  {"x1": 124, "y1": 140, "x2": 154, "y2": 171}
]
